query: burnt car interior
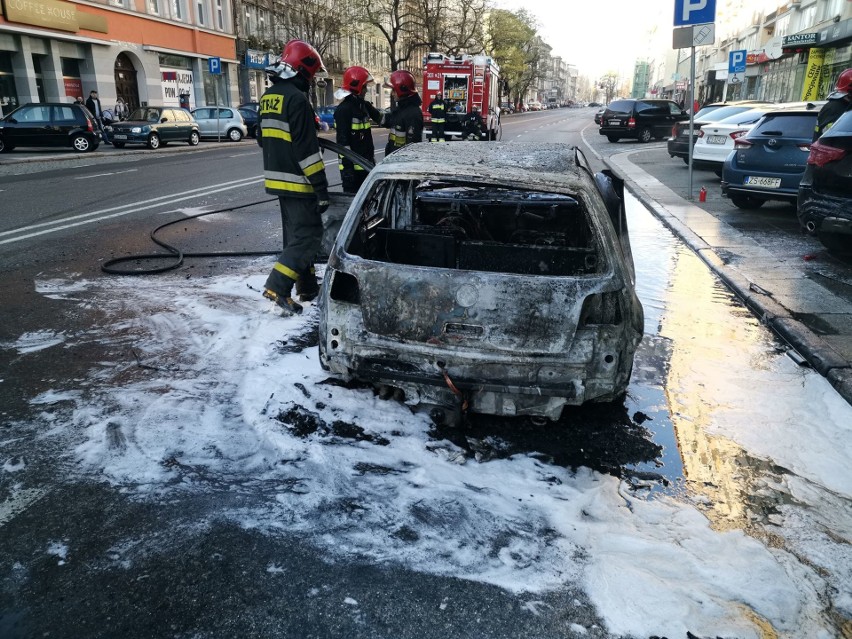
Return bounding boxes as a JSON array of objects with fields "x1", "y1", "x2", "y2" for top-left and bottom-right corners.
[{"x1": 345, "y1": 180, "x2": 601, "y2": 276}]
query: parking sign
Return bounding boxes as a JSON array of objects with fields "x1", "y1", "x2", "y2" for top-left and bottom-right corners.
[
  {"x1": 208, "y1": 57, "x2": 221, "y2": 75},
  {"x1": 728, "y1": 49, "x2": 747, "y2": 74},
  {"x1": 674, "y1": 0, "x2": 716, "y2": 26}
]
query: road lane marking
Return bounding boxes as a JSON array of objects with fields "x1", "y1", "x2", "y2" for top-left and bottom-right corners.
[
  {"x1": 0, "y1": 488, "x2": 49, "y2": 528},
  {"x1": 75, "y1": 168, "x2": 138, "y2": 180},
  {"x1": 0, "y1": 176, "x2": 263, "y2": 245}
]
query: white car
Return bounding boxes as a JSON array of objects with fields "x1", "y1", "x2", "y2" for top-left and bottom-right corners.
[{"x1": 693, "y1": 101, "x2": 824, "y2": 174}]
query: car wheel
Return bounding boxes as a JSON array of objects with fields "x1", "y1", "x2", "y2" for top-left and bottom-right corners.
[
  {"x1": 0, "y1": 138, "x2": 11, "y2": 153},
  {"x1": 189, "y1": 130, "x2": 200, "y2": 146},
  {"x1": 817, "y1": 232, "x2": 852, "y2": 255},
  {"x1": 606, "y1": 135, "x2": 620, "y2": 143},
  {"x1": 638, "y1": 126, "x2": 653, "y2": 143},
  {"x1": 112, "y1": 141, "x2": 126, "y2": 149},
  {"x1": 227, "y1": 128, "x2": 243, "y2": 142},
  {"x1": 72, "y1": 134, "x2": 93, "y2": 152},
  {"x1": 730, "y1": 194, "x2": 765, "y2": 210},
  {"x1": 147, "y1": 133, "x2": 161, "y2": 149},
  {"x1": 682, "y1": 157, "x2": 689, "y2": 165}
]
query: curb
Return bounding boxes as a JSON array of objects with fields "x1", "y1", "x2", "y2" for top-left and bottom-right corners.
[{"x1": 604, "y1": 150, "x2": 852, "y2": 407}]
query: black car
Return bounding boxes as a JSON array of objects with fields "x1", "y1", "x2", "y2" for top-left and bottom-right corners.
[
  {"x1": 0, "y1": 102, "x2": 101, "y2": 153},
  {"x1": 109, "y1": 106, "x2": 200, "y2": 149},
  {"x1": 798, "y1": 110, "x2": 852, "y2": 255},
  {"x1": 667, "y1": 101, "x2": 769, "y2": 163},
  {"x1": 599, "y1": 98, "x2": 688, "y2": 143},
  {"x1": 238, "y1": 106, "x2": 259, "y2": 137}
]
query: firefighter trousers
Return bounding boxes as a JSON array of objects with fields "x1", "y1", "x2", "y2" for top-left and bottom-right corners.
[{"x1": 264, "y1": 195, "x2": 323, "y2": 298}]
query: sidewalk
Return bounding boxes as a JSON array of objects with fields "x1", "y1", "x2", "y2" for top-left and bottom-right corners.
[{"x1": 607, "y1": 146, "x2": 852, "y2": 405}]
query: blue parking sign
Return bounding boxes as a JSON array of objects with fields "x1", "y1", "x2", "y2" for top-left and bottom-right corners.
[
  {"x1": 674, "y1": 0, "x2": 716, "y2": 26},
  {"x1": 729, "y1": 50, "x2": 747, "y2": 74},
  {"x1": 208, "y1": 57, "x2": 221, "y2": 75}
]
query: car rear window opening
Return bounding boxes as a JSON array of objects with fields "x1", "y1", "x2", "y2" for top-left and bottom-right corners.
[{"x1": 346, "y1": 180, "x2": 601, "y2": 276}]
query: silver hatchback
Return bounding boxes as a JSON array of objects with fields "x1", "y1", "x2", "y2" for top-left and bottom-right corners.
[{"x1": 190, "y1": 106, "x2": 247, "y2": 142}]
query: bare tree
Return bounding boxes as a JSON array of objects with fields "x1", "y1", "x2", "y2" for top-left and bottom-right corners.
[{"x1": 352, "y1": 0, "x2": 419, "y2": 71}]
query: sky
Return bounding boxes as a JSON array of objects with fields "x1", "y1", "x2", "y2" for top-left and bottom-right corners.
[
  {"x1": 7, "y1": 194, "x2": 851, "y2": 637},
  {"x1": 494, "y1": 0, "x2": 662, "y2": 79}
]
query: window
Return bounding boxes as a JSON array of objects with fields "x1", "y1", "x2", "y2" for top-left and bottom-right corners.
[
  {"x1": 54, "y1": 106, "x2": 79, "y2": 123},
  {"x1": 148, "y1": 0, "x2": 160, "y2": 13},
  {"x1": 821, "y1": 0, "x2": 842, "y2": 21},
  {"x1": 215, "y1": 0, "x2": 224, "y2": 29},
  {"x1": 196, "y1": 0, "x2": 206, "y2": 25},
  {"x1": 800, "y1": 4, "x2": 817, "y2": 28},
  {"x1": 774, "y1": 14, "x2": 790, "y2": 38},
  {"x1": 172, "y1": 0, "x2": 184, "y2": 21},
  {"x1": 17, "y1": 105, "x2": 51, "y2": 122},
  {"x1": 194, "y1": 108, "x2": 210, "y2": 119}
]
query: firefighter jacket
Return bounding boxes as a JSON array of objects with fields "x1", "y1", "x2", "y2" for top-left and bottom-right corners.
[
  {"x1": 428, "y1": 98, "x2": 446, "y2": 123},
  {"x1": 384, "y1": 94, "x2": 423, "y2": 156},
  {"x1": 257, "y1": 76, "x2": 328, "y2": 200},
  {"x1": 462, "y1": 110, "x2": 484, "y2": 139},
  {"x1": 334, "y1": 93, "x2": 381, "y2": 171},
  {"x1": 813, "y1": 93, "x2": 852, "y2": 141}
]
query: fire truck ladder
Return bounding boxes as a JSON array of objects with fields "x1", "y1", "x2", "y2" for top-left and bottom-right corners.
[{"x1": 471, "y1": 60, "x2": 485, "y2": 110}]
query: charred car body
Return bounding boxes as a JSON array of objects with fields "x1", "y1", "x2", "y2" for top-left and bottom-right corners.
[{"x1": 318, "y1": 142, "x2": 643, "y2": 423}]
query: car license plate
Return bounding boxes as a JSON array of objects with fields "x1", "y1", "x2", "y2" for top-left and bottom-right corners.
[
  {"x1": 114, "y1": 134, "x2": 128, "y2": 140},
  {"x1": 744, "y1": 176, "x2": 781, "y2": 188},
  {"x1": 708, "y1": 135, "x2": 727, "y2": 144},
  {"x1": 609, "y1": 119, "x2": 620, "y2": 125}
]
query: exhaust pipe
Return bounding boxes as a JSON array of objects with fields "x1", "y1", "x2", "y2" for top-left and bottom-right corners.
[{"x1": 806, "y1": 221, "x2": 816, "y2": 233}]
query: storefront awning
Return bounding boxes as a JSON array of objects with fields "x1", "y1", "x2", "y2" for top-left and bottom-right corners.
[{"x1": 143, "y1": 45, "x2": 238, "y2": 64}]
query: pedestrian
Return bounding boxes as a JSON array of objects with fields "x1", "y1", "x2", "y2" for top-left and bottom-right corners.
[
  {"x1": 257, "y1": 39, "x2": 329, "y2": 316},
  {"x1": 74, "y1": 95, "x2": 84, "y2": 105},
  {"x1": 384, "y1": 70, "x2": 423, "y2": 156},
  {"x1": 333, "y1": 66, "x2": 382, "y2": 194},
  {"x1": 114, "y1": 96, "x2": 129, "y2": 121},
  {"x1": 85, "y1": 90, "x2": 111, "y2": 145},
  {"x1": 813, "y1": 68, "x2": 852, "y2": 141},
  {"x1": 462, "y1": 103, "x2": 484, "y2": 140},
  {"x1": 427, "y1": 93, "x2": 447, "y2": 142}
]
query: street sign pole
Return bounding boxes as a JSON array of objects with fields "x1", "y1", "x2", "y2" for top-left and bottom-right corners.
[{"x1": 688, "y1": 45, "x2": 696, "y2": 200}]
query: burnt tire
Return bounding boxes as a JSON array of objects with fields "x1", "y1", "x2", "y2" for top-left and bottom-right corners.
[
  {"x1": 730, "y1": 194, "x2": 765, "y2": 210},
  {"x1": 637, "y1": 127, "x2": 653, "y2": 143},
  {"x1": 147, "y1": 133, "x2": 161, "y2": 149}
]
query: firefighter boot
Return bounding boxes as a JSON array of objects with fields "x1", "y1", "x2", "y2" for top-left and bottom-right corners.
[
  {"x1": 296, "y1": 266, "x2": 320, "y2": 302},
  {"x1": 263, "y1": 288, "x2": 303, "y2": 317}
]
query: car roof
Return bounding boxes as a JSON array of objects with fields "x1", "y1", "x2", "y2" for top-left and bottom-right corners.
[
  {"x1": 762, "y1": 101, "x2": 826, "y2": 115},
  {"x1": 375, "y1": 142, "x2": 587, "y2": 190}
]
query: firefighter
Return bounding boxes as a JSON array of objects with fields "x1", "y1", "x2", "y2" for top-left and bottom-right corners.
[
  {"x1": 257, "y1": 39, "x2": 329, "y2": 316},
  {"x1": 462, "y1": 104, "x2": 484, "y2": 141},
  {"x1": 333, "y1": 66, "x2": 382, "y2": 194},
  {"x1": 813, "y1": 68, "x2": 852, "y2": 141},
  {"x1": 384, "y1": 70, "x2": 423, "y2": 156},
  {"x1": 427, "y1": 93, "x2": 447, "y2": 142}
]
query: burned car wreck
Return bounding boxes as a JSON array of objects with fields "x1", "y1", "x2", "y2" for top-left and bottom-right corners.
[{"x1": 318, "y1": 142, "x2": 643, "y2": 423}]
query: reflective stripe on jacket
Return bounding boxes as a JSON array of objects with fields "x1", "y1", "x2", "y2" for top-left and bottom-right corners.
[
  {"x1": 334, "y1": 94, "x2": 381, "y2": 172},
  {"x1": 258, "y1": 78, "x2": 328, "y2": 198},
  {"x1": 384, "y1": 94, "x2": 424, "y2": 156}
]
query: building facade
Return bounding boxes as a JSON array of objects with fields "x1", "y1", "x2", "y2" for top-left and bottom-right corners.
[{"x1": 1, "y1": 0, "x2": 239, "y2": 117}]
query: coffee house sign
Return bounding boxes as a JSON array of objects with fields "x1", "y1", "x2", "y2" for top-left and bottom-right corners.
[{"x1": 2, "y1": 0, "x2": 108, "y2": 33}]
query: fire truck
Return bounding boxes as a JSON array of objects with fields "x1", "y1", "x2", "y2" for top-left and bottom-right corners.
[{"x1": 421, "y1": 52, "x2": 502, "y2": 141}]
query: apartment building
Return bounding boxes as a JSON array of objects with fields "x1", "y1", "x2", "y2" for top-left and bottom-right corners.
[{"x1": 0, "y1": 0, "x2": 240, "y2": 117}]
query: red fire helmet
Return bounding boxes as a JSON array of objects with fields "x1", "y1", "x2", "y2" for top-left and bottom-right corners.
[{"x1": 390, "y1": 70, "x2": 418, "y2": 99}]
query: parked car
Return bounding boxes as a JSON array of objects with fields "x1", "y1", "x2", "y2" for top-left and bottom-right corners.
[
  {"x1": 594, "y1": 106, "x2": 605, "y2": 124},
  {"x1": 238, "y1": 102, "x2": 259, "y2": 112},
  {"x1": 190, "y1": 106, "x2": 247, "y2": 141},
  {"x1": 721, "y1": 103, "x2": 822, "y2": 209},
  {"x1": 691, "y1": 104, "x2": 791, "y2": 174},
  {"x1": 109, "y1": 106, "x2": 200, "y2": 149},
  {"x1": 667, "y1": 101, "x2": 769, "y2": 163},
  {"x1": 238, "y1": 106, "x2": 259, "y2": 137},
  {"x1": 528, "y1": 101, "x2": 542, "y2": 111},
  {"x1": 599, "y1": 98, "x2": 688, "y2": 143},
  {"x1": 0, "y1": 102, "x2": 100, "y2": 153},
  {"x1": 317, "y1": 142, "x2": 644, "y2": 425},
  {"x1": 798, "y1": 109, "x2": 852, "y2": 254},
  {"x1": 316, "y1": 105, "x2": 336, "y2": 129}
]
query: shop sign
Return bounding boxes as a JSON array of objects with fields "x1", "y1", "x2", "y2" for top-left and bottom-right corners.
[
  {"x1": 245, "y1": 49, "x2": 269, "y2": 69},
  {"x1": 3, "y1": 0, "x2": 78, "y2": 32},
  {"x1": 63, "y1": 77, "x2": 82, "y2": 98},
  {"x1": 161, "y1": 68, "x2": 194, "y2": 107},
  {"x1": 782, "y1": 33, "x2": 818, "y2": 47},
  {"x1": 800, "y1": 48, "x2": 824, "y2": 101}
]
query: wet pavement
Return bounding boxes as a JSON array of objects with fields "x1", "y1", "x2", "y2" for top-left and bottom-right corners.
[{"x1": 607, "y1": 146, "x2": 852, "y2": 406}]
